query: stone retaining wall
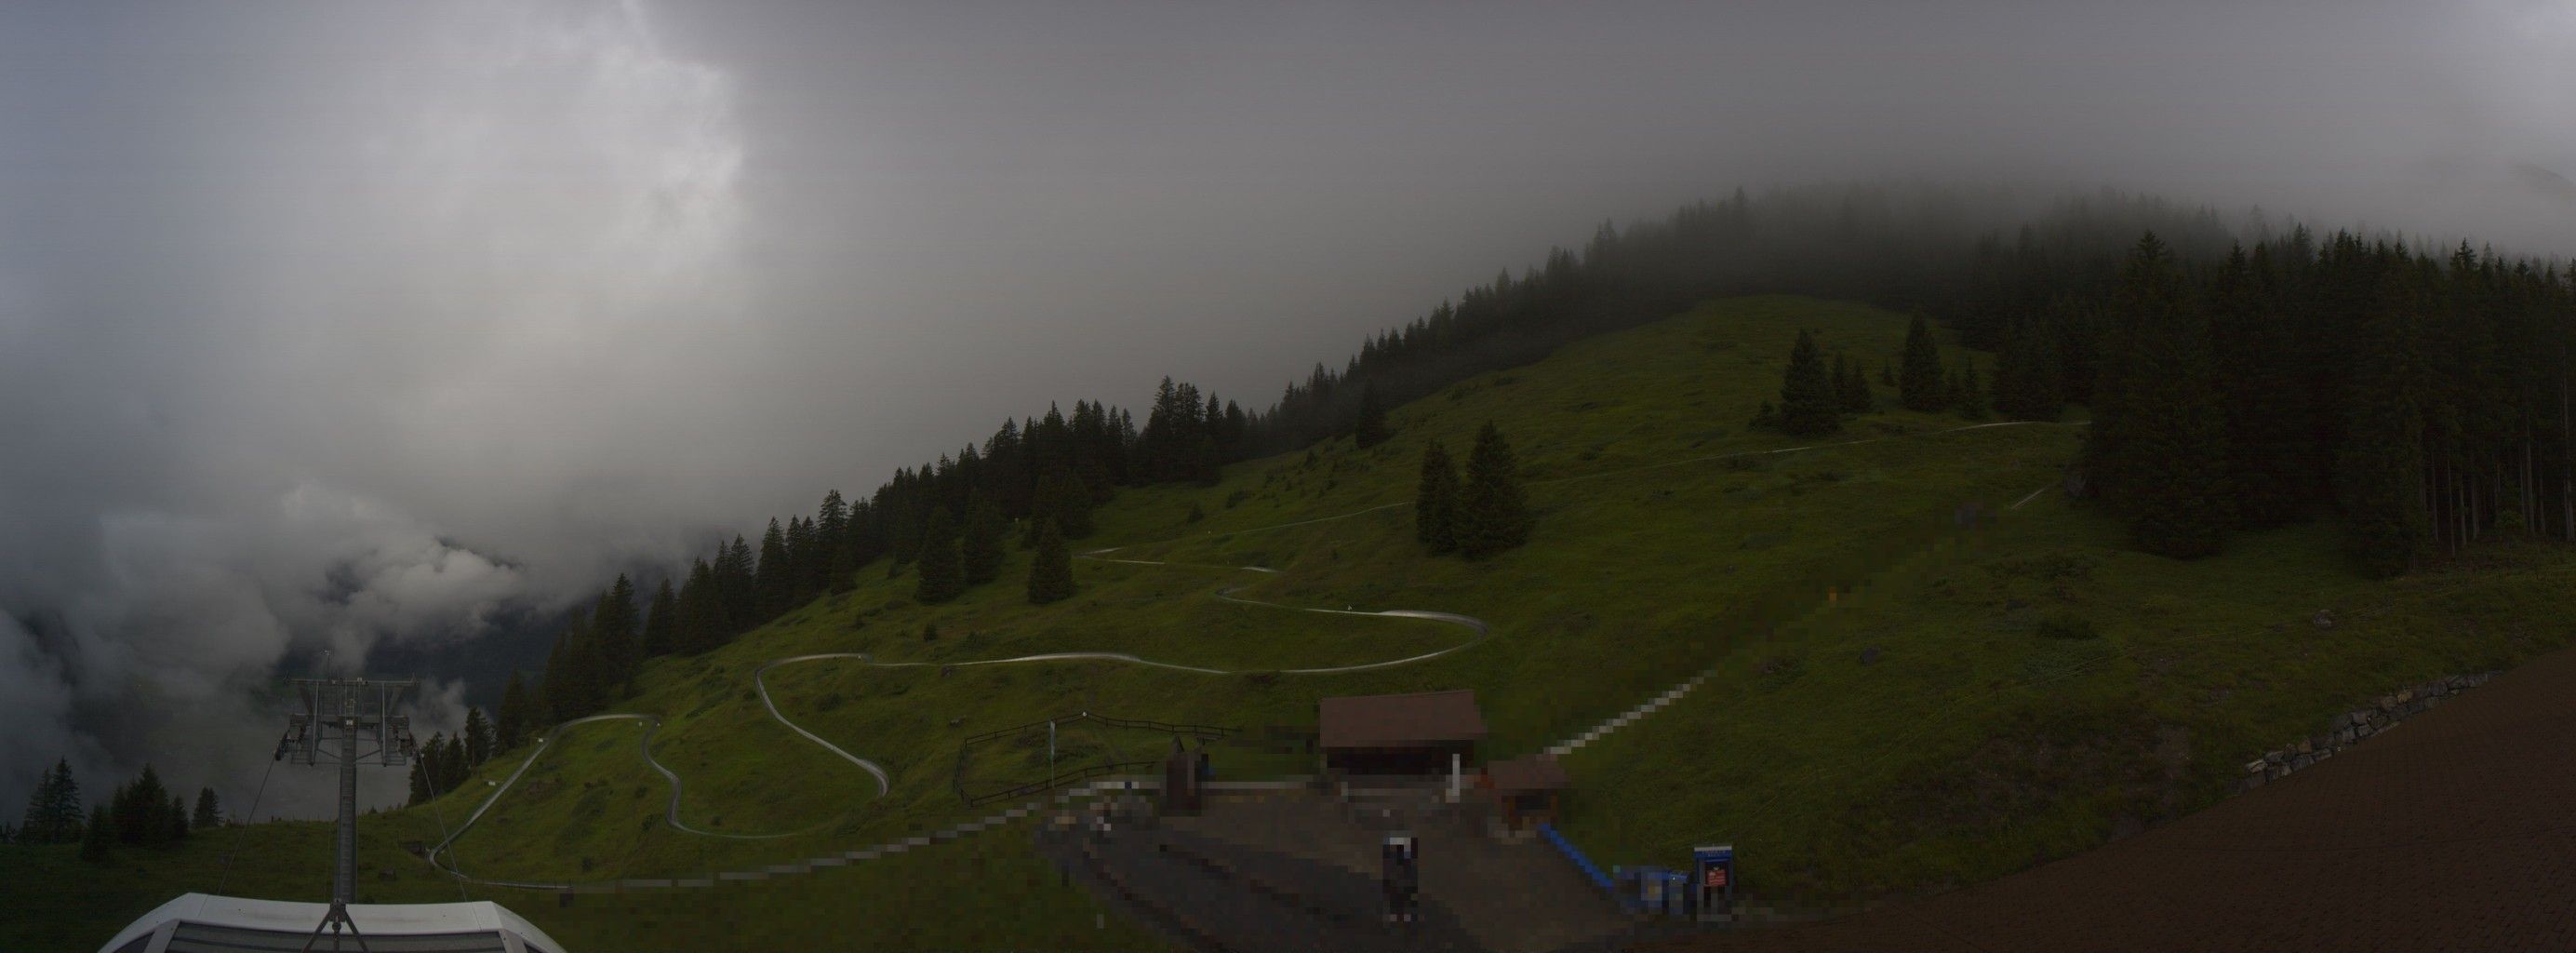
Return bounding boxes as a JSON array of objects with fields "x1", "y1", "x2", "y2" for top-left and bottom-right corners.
[{"x1": 2237, "y1": 671, "x2": 2498, "y2": 791}]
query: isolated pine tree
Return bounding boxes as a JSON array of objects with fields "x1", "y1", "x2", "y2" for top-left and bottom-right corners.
[
  {"x1": 1455, "y1": 423, "x2": 1535, "y2": 558},
  {"x1": 192, "y1": 787, "x2": 220, "y2": 830},
  {"x1": 167, "y1": 795, "x2": 187, "y2": 842},
  {"x1": 1026, "y1": 519, "x2": 1076, "y2": 605},
  {"x1": 914, "y1": 506, "x2": 965, "y2": 604},
  {"x1": 1899, "y1": 315, "x2": 1947, "y2": 411},
  {"x1": 1878, "y1": 359, "x2": 1896, "y2": 386},
  {"x1": 1414, "y1": 439, "x2": 1462, "y2": 554},
  {"x1": 960, "y1": 499, "x2": 1006, "y2": 585},
  {"x1": 1777, "y1": 329, "x2": 1842, "y2": 436},
  {"x1": 1354, "y1": 383, "x2": 1391, "y2": 449},
  {"x1": 190, "y1": 786, "x2": 220, "y2": 830}
]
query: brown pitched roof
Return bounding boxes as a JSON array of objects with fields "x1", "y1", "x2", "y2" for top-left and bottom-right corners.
[
  {"x1": 1483, "y1": 755, "x2": 1570, "y2": 793},
  {"x1": 1317, "y1": 690, "x2": 1487, "y2": 749}
]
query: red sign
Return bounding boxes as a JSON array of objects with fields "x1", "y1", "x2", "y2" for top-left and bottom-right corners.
[{"x1": 1705, "y1": 867, "x2": 1728, "y2": 889}]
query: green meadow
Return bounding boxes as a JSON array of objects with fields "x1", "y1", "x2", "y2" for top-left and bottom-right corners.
[{"x1": 12, "y1": 294, "x2": 2570, "y2": 950}]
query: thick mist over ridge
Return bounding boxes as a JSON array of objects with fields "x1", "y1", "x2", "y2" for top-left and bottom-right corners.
[{"x1": 1, "y1": 0, "x2": 2570, "y2": 818}]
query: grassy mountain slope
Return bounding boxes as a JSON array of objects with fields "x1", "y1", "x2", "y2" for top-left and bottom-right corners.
[{"x1": 11, "y1": 293, "x2": 2571, "y2": 951}]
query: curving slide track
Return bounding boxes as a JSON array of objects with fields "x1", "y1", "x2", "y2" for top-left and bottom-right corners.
[{"x1": 426, "y1": 420, "x2": 2074, "y2": 886}]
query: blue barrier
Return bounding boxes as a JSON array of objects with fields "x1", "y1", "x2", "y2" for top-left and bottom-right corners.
[{"x1": 1538, "y1": 823, "x2": 1635, "y2": 911}]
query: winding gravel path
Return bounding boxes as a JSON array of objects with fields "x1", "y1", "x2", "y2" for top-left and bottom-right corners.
[{"x1": 426, "y1": 419, "x2": 2075, "y2": 887}]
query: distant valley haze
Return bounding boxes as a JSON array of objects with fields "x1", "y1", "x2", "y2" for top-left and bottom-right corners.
[{"x1": 1, "y1": 0, "x2": 2570, "y2": 818}]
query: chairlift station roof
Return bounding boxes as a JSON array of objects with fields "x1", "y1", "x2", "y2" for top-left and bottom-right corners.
[{"x1": 99, "y1": 893, "x2": 566, "y2": 953}]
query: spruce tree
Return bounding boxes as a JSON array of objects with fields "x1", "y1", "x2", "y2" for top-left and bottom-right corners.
[
  {"x1": 1991, "y1": 316, "x2": 2062, "y2": 421},
  {"x1": 1414, "y1": 439, "x2": 1461, "y2": 554},
  {"x1": 2103, "y1": 233, "x2": 2234, "y2": 557},
  {"x1": 888, "y1": 504, "x2": 924, "y2": 570},
  {"x1": 463, "y1": 707, "x2": 492, "y2": 767},
  {"x1": 1899, "y1": 315, "x2": 1947, "y2": 410},
  {"x1": 1455, "y1": 423, "x2": 1535, "y2": 558},
  {"x1": 79, "y1": 804, "x2": 111, "y2": 863},
  {"x1": 193, "y1": 787, "x2": 220, "y2": 830},
  {"x1": 441, "y1": 734, "x2": 469, "y2": 793},
  {"x1": 715, "y1": 536, "x2": 756, "y2": 631},
  {"x1": 167, "y1": 795, "x2": 187, "y2": 842},
  {"x1": 419, "y1": 733, "x2": 446, "y2": 801},
  {"x1": 1835, "y1": 353, "x2": 1873, "y2": 412},
  {"x1": 675, "y1": 559, "x2": 721, "y2": 653},
  {"x1": 914, "y1": 506, "x2": 965, "y2": 604},
  {"x1": 756, "y1": 519, "x2": 793, "y2": 615},
  {"x1": 960, "y1": 499, "x2": 1006, "y2": 585},
  {"x1": 785, "y1": 516, "x2": 817, "y2": 599},
  {"x1": 541, "y1": 622, "x2": 588, "y2": 721},
  {"x1": 1353, "y1": 382, "x2": 1391, "y2": 449},
  {"x1": 816, "y1": 490, "x2": 849, "y2": 589},
  {"x1": 2209, "y1": 242, "x2": 2305, "y2": 529},
  {"x1": 17, "y1": 758, "x2": 81, "y2": 844},
  {"x1": 496, "y1": 671, "x2": 530, "y2": 751},
  {"x1": 113, "y1": 765, "x2": 170, "y2": 847},
  {"x1": 1026, "y1": 519, "x2": 1076, "y2": 605},
  {"x1": 2338, "y1": 275, "x2": 2427, "y2": 577},
  {"x1": 1025, "y1": 468, "x2": 1097, "y2": 543},
  {"x1": 641, "y1": 579, "x2": 676, "y2": 659},
  {"x1": 407, "y1": 756, "x2": 430, "y2": 807},
  {"x1": 1777, "y1": 329, "x2": 1842, "y2": 436},
  {"x1": 595, "y1": 575, "x2": 637, "y2": 693},
  {"x1": 1954, "y1": 358, "x2": 1989, "y2": 420},
  {"x1": 1878, "y1": 359, "x2": 1896, "y2": 386}
]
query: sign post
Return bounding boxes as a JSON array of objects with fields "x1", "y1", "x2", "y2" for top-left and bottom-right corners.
[{"x1": 1691, "y1": 844, "x2": 1734, "y2": 922}]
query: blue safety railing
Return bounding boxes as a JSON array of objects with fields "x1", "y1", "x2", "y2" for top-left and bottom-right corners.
[{"x1": 1538, "y1": 823, "x2": 1636, "y2": 911}]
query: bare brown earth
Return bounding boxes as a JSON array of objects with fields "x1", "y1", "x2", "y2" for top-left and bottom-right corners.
[{"x1": 1654, "y1": 645, "x2": 2576, "y2": 953}]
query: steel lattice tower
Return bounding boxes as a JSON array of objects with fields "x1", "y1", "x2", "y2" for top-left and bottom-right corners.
[{"x1": 274, "y1": 677, "x2": 417, "y2": 952}]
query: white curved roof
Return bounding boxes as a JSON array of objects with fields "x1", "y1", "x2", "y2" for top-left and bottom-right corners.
[{"x1": 99, "y1": 893, "x2": 567, "y2": 953}]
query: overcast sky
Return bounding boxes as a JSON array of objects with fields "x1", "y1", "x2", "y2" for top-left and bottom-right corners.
[{"x1": 2, "y1": 0, "x2": 2570, "y2": 817}]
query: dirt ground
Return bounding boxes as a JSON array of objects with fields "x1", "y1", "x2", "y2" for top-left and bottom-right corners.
[
  {"x1": 1165, "y1": 789, "x2": 1635, "y2": 953},
  {"x1": 1653, "y1": 645, "x2": 2576, "y2": 953}
]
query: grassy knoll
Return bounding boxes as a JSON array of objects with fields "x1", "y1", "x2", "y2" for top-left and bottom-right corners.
[
  {"x1": 1556, "y1": 492, "x2": 2576, "y2": 904},
  {"x1": 17, "y1": 293, "x2": 2564, "y2": 950},
  {"x1": 0, "y1": 295, "x2": 2076, "y2": 950}
]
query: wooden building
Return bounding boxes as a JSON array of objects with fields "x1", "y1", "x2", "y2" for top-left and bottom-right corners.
[
  {"x1": 1479, "y1": 754, "x2": 1570, "y2": 829},
  {"x1": 1317, "y1": 689, "x2": 1487, "y2": 777}
]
